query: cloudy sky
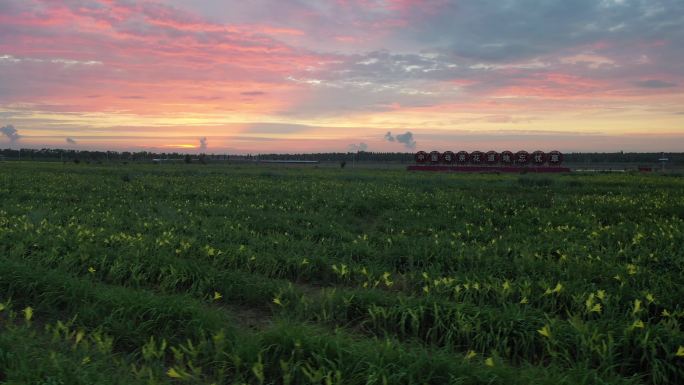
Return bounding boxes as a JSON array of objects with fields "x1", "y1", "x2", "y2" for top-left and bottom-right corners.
[{"x1": 1, "y1": 0, "x2": 683, "y2": 153}]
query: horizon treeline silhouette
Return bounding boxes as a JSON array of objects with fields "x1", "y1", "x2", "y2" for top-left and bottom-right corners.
[{"x1": 0, "y1": 148, "x2": 681, "y2": 165}]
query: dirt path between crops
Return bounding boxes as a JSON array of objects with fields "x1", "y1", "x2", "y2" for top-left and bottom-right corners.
[{"x1": 221, "y1": 303, "x2": 273, "y2": 331}]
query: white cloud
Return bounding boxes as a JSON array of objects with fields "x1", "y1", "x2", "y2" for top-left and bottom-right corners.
[{"x1": 0, "y1": 54, "x2": 102, "y2": 66}]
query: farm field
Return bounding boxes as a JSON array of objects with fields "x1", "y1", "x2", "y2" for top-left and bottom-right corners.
[{"x1": 1, "y1": 162, "x2": 683, "y2": 385}]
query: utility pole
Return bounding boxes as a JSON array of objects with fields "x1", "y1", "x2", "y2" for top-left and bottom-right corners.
[{"x1": 658, "y1": 152, "x2": 669, "y2": 172}]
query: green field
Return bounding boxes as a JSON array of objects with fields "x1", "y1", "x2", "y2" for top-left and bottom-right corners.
[{"x1": 1, "y1": 162, "x2": 683, "y2": 384}]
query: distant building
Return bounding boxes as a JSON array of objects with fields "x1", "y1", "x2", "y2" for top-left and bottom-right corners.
[{"x1": 152, "y1": 158, "x2": 183, "y2": 164}]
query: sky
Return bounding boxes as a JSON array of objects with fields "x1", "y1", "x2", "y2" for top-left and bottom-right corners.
[{"x1": 1, "y1": 0, "x2": 683, "y2": 153}]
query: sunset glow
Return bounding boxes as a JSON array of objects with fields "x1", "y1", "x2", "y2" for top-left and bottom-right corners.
[{"x1": 1, "y1": 0, "x2": 683, "y2": 153}]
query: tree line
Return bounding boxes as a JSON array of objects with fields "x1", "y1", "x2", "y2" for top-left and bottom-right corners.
[{"x1": 1, "y1": 148, "x2": 681, "y2": 165}]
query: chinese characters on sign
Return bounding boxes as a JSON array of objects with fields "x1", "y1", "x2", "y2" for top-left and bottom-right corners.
[
  {"x1": 500, "y1": 151, "x2": 514, "y2": 165},
  {"x1": 532, "y1": 150, "x2": 546, "y2": 165},
  {"x1": 456, "y1": 151, "x2": 469, "y2": 164},
  {"x1": 548, "y1": 150, "x2": 563, "y2": 165},
  {"x1": 414, "y1": 150, "x2": 563, "y2": 165},
  {"x1": 515, "y1": 151, "x2": 530, "y2": 165},
  {"x1": 470, "y1": 151, "x2": 484, "y2": 164}
]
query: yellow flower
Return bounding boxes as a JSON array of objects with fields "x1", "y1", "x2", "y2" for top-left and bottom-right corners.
[
  {"x1": 585, "y1": 293, "x2": 602, "y2": 313},
  {"x1": 519, "y1": 297, "x2": 529, "y2": 304},
  {"x1": 632, "y1": 299, "x2": 642, "y2": 315},
  {"x1": 676, "y1": 346, "x2": 684, "y2": 357},
  {"x1": 273, "y1": 297, "x2": 282, "y2": 306},
  {"x1": 502, "y1": 280, "x2": 511, "y2": 291},
  {"x1": 596, "y1": 290, "x2": 606, "y2": 300},
  {"x1": 464, "y1": 350, "x2": 477, "y2": 360},
  {"x1": 382, "y1": 272, "x2": 393, "y2": 287},
  {"x1": 23, "y1": 306, "x2": 33, "y2": 322},
  {"x1": 75, "y1": 330, "x2": 85, "y2": 345},
  {"x1": 585, "y1": 293, "x2": 595, "y2": 308},
  {"x1": 213, "y1": 291, "x2": 222, "y2": 301},
  {"x1": 645, "y1": 293, "x2": 655, "y2": 303},
  {"x1": 631, "y1": 320, "x2": 645, "y2": 329},
  {"x1": 662, "y1": 309, "x2": 671, "y2": 317},
  {"x1": 544, "y1": 282, "x2": 563, "y2": 295},
  {"x1": 537, "y1": 324, "x2": 552, "y2": 338},
  {"x1": 81, "y1": 356, "x2": 91, "y2": 364},
  {"x1": 626, "y1": 264, "x2": 637, "y2": 275},
  {"x1": 88, "y1": 266, "x2": 96, "y2": 274},
  {"x1": 485, "y1": 357, "x2": 495, "y2": 367},
  {"x1": 167, "y1": 367, "x2": 183, "y2": 378}
]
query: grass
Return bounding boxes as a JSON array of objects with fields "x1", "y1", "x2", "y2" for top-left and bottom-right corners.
[{"x1": 1, "y1": 161, "x2": 683, "y2": 384}]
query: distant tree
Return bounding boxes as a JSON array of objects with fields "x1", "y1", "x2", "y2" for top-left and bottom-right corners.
[{"x1": 184, "y1": 154, "x2": 191, "y2": 164}]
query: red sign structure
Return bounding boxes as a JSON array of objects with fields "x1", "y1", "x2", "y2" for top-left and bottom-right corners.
[
  {"x1": 442, "y1": 151, "x2": 455, "y2": 164},
  {"x1": 500, "y1": 151, "x2": 514, "y2": 165},
  {"x1": 470, "y1": 151, "x2": 484, "y2": 164},
  {"x1": 515, "y1": 150, "x2": 530, "y2": 165},
  {"x1": 456, "y1": 151, "x2": 469, "y2": 164},
  {"x1": 408, "y1": 150, "x2": 569, "y2": 173},
  {"x1": 548, "y1": 150, "x2": 563, "y2": 165},
  {"x1": 485, "y1": 151, "x2": 499, "y2": 164},
  {"x1": 532, "y1": 151, "x2": 546, "y2": 165}
]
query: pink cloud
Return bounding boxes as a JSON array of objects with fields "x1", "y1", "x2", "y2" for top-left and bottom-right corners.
[
  {"x1": 490, "y1": 72, "x2": 613, "y2": 99},
  {"x1": 0, "y1": 0, "x2": 334, "y2": 117}
]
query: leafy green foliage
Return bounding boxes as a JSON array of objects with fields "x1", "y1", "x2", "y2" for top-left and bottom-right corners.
[{"x1": 1, "y1": 162, "x2": 683, "y2": 384}]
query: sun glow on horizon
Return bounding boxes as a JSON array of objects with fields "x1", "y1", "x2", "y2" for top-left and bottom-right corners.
[{"x1": 162, "y1": 144, "x2": 198, "y2": 149}]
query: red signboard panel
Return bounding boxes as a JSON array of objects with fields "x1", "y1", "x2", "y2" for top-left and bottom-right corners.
[{"x1": 407, "y1": 165, "x2": 571, "y2": 173}]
